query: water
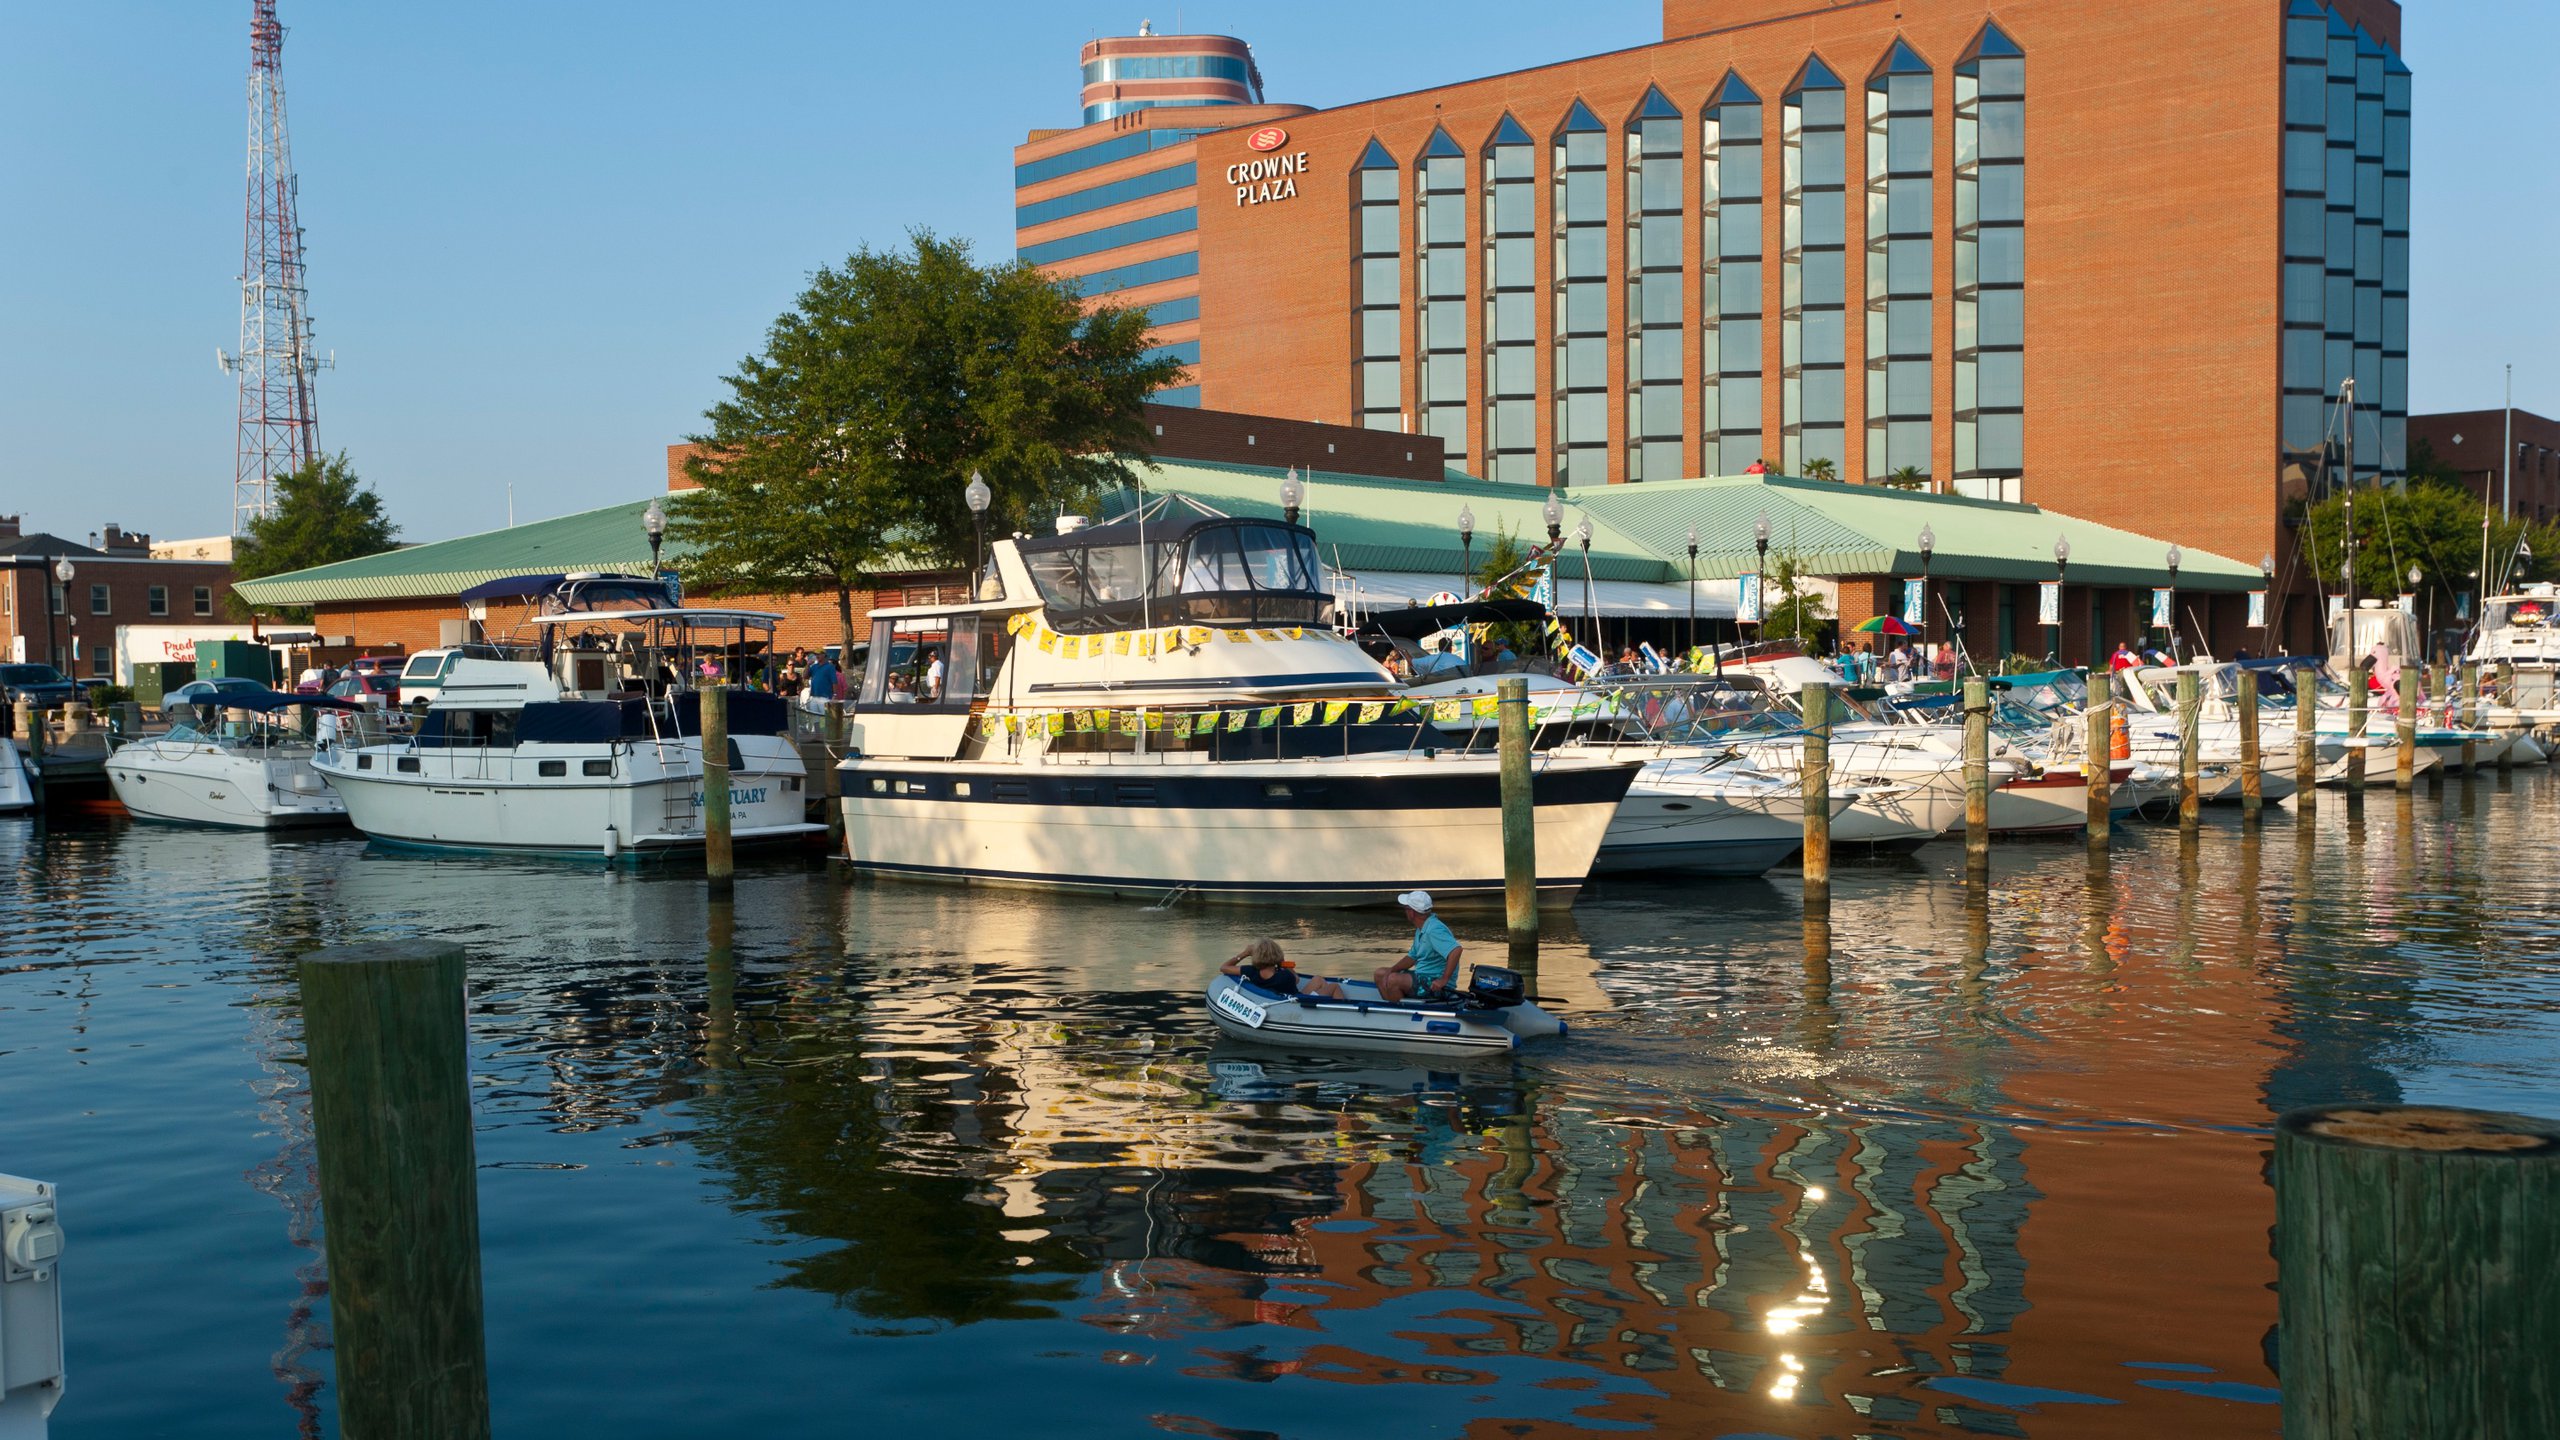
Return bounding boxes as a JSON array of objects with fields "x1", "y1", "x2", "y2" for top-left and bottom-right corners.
[{"x1": 7, "y1": 774, "x2": 2559, "y2": 1439}]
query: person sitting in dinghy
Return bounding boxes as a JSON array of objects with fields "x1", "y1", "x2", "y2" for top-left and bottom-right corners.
[
  {"x1": 1221, "y1": 939, "x2": 1345, "y2": 998},
  {"x1": 1376, "y1": 891, "x2": 1462, "y2": 1003}
]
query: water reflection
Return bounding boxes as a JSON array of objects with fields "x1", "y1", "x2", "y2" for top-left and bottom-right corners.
[{"x1": 7, "y1": 776, "x2": 2560, "y2": 1437}]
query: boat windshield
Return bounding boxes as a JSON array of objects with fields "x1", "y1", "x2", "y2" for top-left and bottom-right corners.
[
  {"x1": 1019, "y1": 518, "x2": 1326, "y2": 633},
  {"x1": 2483, "y1": 597, "x2": 2555, "y2": 633}
]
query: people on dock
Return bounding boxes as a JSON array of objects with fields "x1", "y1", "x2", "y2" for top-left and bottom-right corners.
[
  {"x1": 1221, "y1": 938, "x2": 1345, "y2": 998},
  {"x1": 1375, "y1": 890, "x2": 1462, "y2": 1003},
  {"x1": 2110, "y1": 640, "x2": 2140, "y2": 672}
]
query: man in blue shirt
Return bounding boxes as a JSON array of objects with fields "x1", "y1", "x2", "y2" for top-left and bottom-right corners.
[
  {"x1": 804, "y1": 654, "x2": 839, "y2": 711},
  {"x1": 1375, "y1": 890, "x2": 1463, "y2": 1002}
]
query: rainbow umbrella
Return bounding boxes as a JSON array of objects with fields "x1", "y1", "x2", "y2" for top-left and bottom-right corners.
[{"x1": 1853, "y1": 615, "x2": 1915, "y2": 635}]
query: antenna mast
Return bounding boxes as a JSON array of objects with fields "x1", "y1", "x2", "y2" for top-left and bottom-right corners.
[{"x1": 219, "y1": 0, "x2": 325, "y2": 535}]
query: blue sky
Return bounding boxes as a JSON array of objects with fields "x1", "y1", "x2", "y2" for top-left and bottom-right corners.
[{"x1": 1, "y1": 1, "x2": 2551, "y2": 544}]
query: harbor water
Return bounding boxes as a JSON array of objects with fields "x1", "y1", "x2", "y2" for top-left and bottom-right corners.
[{"x1": 7, "y1": 775, "x2": 2559, "y2": 1438}]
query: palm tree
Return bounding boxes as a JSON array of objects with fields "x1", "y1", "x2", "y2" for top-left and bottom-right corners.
[
  {"x1": 1885, "y1": 465, "x2": 1930, "y2": 492},
  {"x1": 1803, "y1": 457, "x2": 1838, "y2": 482}
]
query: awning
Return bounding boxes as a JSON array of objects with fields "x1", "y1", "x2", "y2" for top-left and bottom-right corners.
[{"x1": 1329, "y1": 570, "x2": 1738, "y2": 621}]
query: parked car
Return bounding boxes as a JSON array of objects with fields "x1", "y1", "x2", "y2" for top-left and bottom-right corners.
[
  {"x1": 395, "y1": 645, "x2": 508, "y2": 712},
  {"x1": 345, "y1": 654, "x2": 405, "y2": 679},
  {"x1": 0, "y1": 662, "x2": 80, "y2": 711},
  {"x1": 325, "y1": 672, "x2": 400, "y2": 709}
]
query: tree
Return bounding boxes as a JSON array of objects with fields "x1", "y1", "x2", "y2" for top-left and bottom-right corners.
[
  {"x1": 1802, "y1": 457, "x2": 1838, "y2": 482},
  {"x1": 2294, "y1": 481, "x2": 2560, "y2": 625},
  {"x1": 231, "y1": 452, "x2": 399, "y2": 620},
  {"x1": 1765, "y1": 549, "x2": 1833, "y2": 648},
  {"x1": 673, "y1": 231, "x2": 1185, "y2": 657},
  {"x1": 1881, "y1": 465, "x2": 1930, "y2": 492},
  {"x1": 1468, "y1": 523, "x2": 1545, "y2": 655}
]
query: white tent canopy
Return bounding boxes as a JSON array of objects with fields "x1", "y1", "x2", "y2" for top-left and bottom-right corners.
[{"x1": 1329, "y1": 569, "x2": 1740, "y2": 623}]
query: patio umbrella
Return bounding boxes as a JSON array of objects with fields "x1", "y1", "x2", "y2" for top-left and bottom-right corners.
[{"x1": 1853, "y1": 615, "x2": 1915, "y2": 635}]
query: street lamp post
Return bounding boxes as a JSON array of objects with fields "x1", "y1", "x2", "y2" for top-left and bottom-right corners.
[
  {"x1": 643, "y1": 499, "x2": 666, "y2": 575},
  {"x1": 1917, "y1": 522, "x2": 1935, "y2": 651},
  {"x1": 50, "y1": 556, "x2": 73, "y2": 676},
  {"x1": 2165, "y1": 542, "x2": 2183, "y2": 660},
  {"x1": 1543, "y1": 488, "x2": 1563, "y2": 547},
  {"x1": 2260, "y1": 553, "x2": 2276, "y2": 652},
  {"x1": 1753, "y1": 511, "x2": 1771, "y2": 640},
  {"x1": 964, "y1": 471, "x2": 993, "y2": 595},
  {"x1": 1574, "y1": 516, "x2": 1595, "y2": 653},
  {"x1": 1457, "y1": 503, "x2": 1475, "y2": 599},
  {"x1": 1280, "y1": 466, "x2": 1304, "y2": 527},
  {"x1": 2407, "y1": 563, "x2": 2424, "y2": 657},
  {"x1": 1685, "y1": 523, "x2": 1700, "y2": 667},
  {"x1": 2050, "y1": 535, "x2": 2071, "y2": 666}
]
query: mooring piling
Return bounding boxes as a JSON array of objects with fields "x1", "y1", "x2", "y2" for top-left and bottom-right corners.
[
  {"x1": 2396, "y1": 660, "x2": 2418, "y2": 792},
  {"x1": 2177, "y1": 668, "x2": 2202, "y2": 829},
  {"x1": 1496, "y1": 676, "x2": 1538, "y2": 962},
  {"x1": 299, "y1": 940, "x2": 491, "y2": 1440},
  {"x1": 2084, "y1": 671, "x2": 2112, "y2": 851},
  {"x1": 1801, "y1": 682, "x2": 1833, "y2": 906},
  {"x1": 2345, "y1": 659, "x2": 2368, "y2": 796},
  {"x1": 2295, "y1": 665, "x2": 2320, "y2": 822},
  {"x1": 703, "y1": 685, "x2": 734, "y2": 891},
  {"x1": 1962, "y1": 676, "x2": 1990, "y2": 876},
  {"x1": 2239, "y1": 667, "x2": 2263, "y2": 820}
]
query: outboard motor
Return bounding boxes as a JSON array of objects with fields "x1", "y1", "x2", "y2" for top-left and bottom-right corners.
[{"x1": 1465, "y1": 965, "x2": 1526, "y2": 1010}]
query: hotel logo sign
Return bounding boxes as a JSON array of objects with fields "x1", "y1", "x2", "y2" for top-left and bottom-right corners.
[
  {"x1": 1245, "y1": 126, "x2": 1289, "y2": 152},
  {"x1": 1228, "y1": 145, "x2": 1308, "y2": 207}
]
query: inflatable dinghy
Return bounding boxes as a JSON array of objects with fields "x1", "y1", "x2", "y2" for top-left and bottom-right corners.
[{"x1": 1205, "y1": 965, "x2": 1565, "y2": 1056}]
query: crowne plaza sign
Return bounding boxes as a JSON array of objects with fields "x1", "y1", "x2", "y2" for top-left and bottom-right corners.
[{"x1": 1228, "y1": 127, "x2": 1307, "y2": 206}]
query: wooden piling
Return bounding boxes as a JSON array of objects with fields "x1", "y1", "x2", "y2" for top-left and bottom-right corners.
[
  {"x1": 2084, "y1": 672, "x2": 2112, "y2": 851},
  {"x1": 2395, "y1": 659, "x2": 2418, "y2": 791},
  {"x1": 2345, "y1": 659, "x2": 2368, "y2": 795},
  {"x1": 2176, "y1": 668, "x2": 2202, "y2": 828},
  {"x1": 2275, "y1": 1104, "x2": 2560, "y2": 1438},
  {"x1": 1962, "y1": 676, "x2": 1991, "y2": 874},
  {"x1": 702, "y1": 685, "x2": 734, "y2": 891},
  {"x1": 821, "y1": 702, "x2": 845, "y2": 853},
  {"x1": 2239, "y1": 668, "x2": 2263, "y2": 819},
  {"x1": 2294, "y1": 665, "x2": 2320, "y2": 821},
  {"x1": 299, "y1": 941, "x2": 491, "y2": 1440},
  {"x1": 1801, "y1": 682, "x2": 1832, "y2": 906},
  {"x1": 2461, "y1": 660, "x2": 2480, "y2": 775},
  {"x1": 2497, "y1": 661, "x2": 2516, "y2": 772},
  {"x1": 1496, "y1": 677, "x2": 1538, "y2": 959}
]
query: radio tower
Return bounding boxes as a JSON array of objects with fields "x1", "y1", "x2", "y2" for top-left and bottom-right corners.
[{"x1": 219, "y1": 0, "x2": 325, "y2": 535}]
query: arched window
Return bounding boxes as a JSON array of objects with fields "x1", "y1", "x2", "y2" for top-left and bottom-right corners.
[
  {"x1": 1551, "y1": 100, "x2": 1608, "y2": 486},
  {"x1": 1866, "y1": 40, "x2": 1933, "y2": 483},
  {"x1": 1701, "y1": 72, "x2": 1764, "y2": 476},
  {"x1": 1352, "y1": 139, "x2": 1402, "y2": 430},
  {"x1": 1953, "y1": 24, "x2": 2023, "y2": 493},
  {"x1": 1414, "y1": 128, "x2": 1469, "y2": 462},
  {"x1": 1624, "y1": 87, "x2": 1683, "y2": 482},
  {"x1": 1781, "y1": 56, "x2": 1847, "y2": 477},
  {"x1": 1480, "y1": 115, "x2": 1537, "y2": 484}
]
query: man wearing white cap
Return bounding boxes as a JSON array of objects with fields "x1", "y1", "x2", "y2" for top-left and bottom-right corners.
[{"x1": 1376, "y1": 890, "x2": 1463, "y2": 1003}]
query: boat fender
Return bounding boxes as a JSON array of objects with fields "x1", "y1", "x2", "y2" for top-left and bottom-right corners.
[{"x1": 603, "y1": 824, "x2": 621, "y2": 860}]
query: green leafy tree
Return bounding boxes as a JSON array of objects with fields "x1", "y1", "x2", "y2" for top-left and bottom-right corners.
[
  {"x1": 1765, "y1": 549, "x2": 1833, "y2": 648},
  {"x1": 2295, "y1": 481, "x2": 2560, "y2": 623},
  {"x1": 1881, "y1": 465, "x2": 1930, "y2": 492},
  {"x1": 231, "y1": 452, "x2": 399, "y2": 620},
  {"x1": 1467, "y1": 522, "x2": 1545, "y2": 655},
  {"x1": 1801, "y1": 457, "x2": 1838, "y2": 482},
  {"x1": 673, "y1": 231, "x2": 1185, "y2": 656}
]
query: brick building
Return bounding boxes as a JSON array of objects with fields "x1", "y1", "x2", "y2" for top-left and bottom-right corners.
[
  {"x1": 0, "y1": 518, "x2": 238, "y2": 680},
  {"x1": 1018, "y1": 0, "x2": 2409, "y2": 650},
  {"x1": 2407, "y1": 408, "x2": 2560, "y2": 524}
]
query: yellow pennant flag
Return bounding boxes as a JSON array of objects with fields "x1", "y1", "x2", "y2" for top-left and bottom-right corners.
[
  {"x1": 1290, "y1": 702, "x2": 1315, "y2": 725},
  {"x1": 1112, "y1": 632, "x2": 1131, "y2": 655},
  {"x1": 1036, "y1": 628, "x2": 1057, "y2": 653},
  {"x1": 1472, "y1": 695, "x2": 1499, "y2": 717},
  {"x1": 1044, "y1": 713, "x2": 1066, "y2": 736},
  {"x1": 1321, "y1": 701, "x2": 1349, "y2": 725},
  {"x1": 1224, "y1": 709, "x2": 1248, "y2": 732},
  {"x1": 1224, "y1": 627, "x2": 1252, "y2": 642},
  {"x1": 1181, "y1": 626, "x2": 1210, "y2": 648},
  {"x1": 1255, "y1": 707, "x2": 1281, "y2": 728},
  {"x1": 1256, "y1": 629, "x2": 1284, "y2": 643},
  {"x1": 1433, "y1": 698, "x2": 1463, "y2": 722},
  {"x1": 1283, "y1": 627, "x2": 1306, "y2": 640},
  {"x1": 1356, "y1": 701, "x2": 1384, "y2": 724},
  {"x1": 1139, "y1": 631, "x2": 1160, "y2": 658}
]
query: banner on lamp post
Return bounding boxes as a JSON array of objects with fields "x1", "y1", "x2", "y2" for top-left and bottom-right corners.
[
  {"x1": 1901, "y1": 579, "x2": 1925, "y2": 626},
  {"x1": 1738, "y1": 573, "x2": 1763, "y2": 624},
  {"x1": 2457, "y1": 592, "x2": 2473, "y2": 621},
  {"x1": 2037, "y1": 582, "x2": 2061, "y2": 627},
  {"x1": 2247, "y1": 589, "x2": 2267, "y2": 628},
  {"x1": 2326, "y1": 593, "x2": 2345, "y2": 622},
  {"x1": 2397, "y1": 591, "x2": 2416, "y2": 616},
  {"x1": 2150, "y1": 588, "x2": 2174, "y2": 629}
]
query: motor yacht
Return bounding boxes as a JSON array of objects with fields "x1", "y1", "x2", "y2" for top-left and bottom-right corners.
[
  {"x1": 834, "y1": 503, "x2": 1640, "y2": 907},
  {"x1": 105, "y1": 689, "x2": 355, "y2": 829}
]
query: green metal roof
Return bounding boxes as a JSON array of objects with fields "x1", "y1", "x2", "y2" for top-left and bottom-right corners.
[
  {"x1": 229, "y1": 499, "x2": 664, "y2": 606},
  {"x1": 1120, "y1": 457, "x2": 1680, "y2": 583},
  {"x1": 1566, "y1": 474, "x2": 2264, "y2": 589}
]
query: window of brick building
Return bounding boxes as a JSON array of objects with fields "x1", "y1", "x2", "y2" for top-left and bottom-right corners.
[
  {"x1": 1479, "y1": 113, "x2": 1536, "y2": 485},
  {"x1": 1550, "y1": 99, "x2": 1609, "y2": 486},
  {"x1": 1781, "y1": 56, "x2": 1847, "y2": 477},
  {"x1": 91, "y1": 648, "x2": 111, "y2": 679},
  {"x1": 1866, "y1": 40, "x2": 1934, "y2": 483},
  {"x1": 194, "y1": 586, "x2": 213, "y2": 616},
  {"x1": 1352, "y1": 138, "x2": 1403, "y2": 432},
  {"x1": 1701, "y1": 71, "x2": 1764, "y2": 476},
  {"x1": 1623, "y1": 87, "x2": 1683, "y2": 482},
  {"x1": 90, "y1": 582, "x2": 110, "y2": 615},
  {"x1": 1954, "y1": 24, "x2": 2026, "y2": 490},
  {"x1": 149, "y1": 585, "x2": 169, "y2": 616},
  {"x1": 1413, "y1": 127, "x2": 1468, "y2": 465}
]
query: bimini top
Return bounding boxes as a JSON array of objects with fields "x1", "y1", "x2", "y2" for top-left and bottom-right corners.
[
  {"x1": 1014, "y1": 512, "x2": 1327, "y2": 634},
  {"x1": 523, "y1": 607, "x2": 783, "y2": 627},
  {"x1": 176, "y1": 688, "x2": 363, "y2": 714}
]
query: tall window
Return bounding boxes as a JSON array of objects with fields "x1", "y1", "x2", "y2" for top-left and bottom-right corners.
[
  {"x1": 1954, "y1": 26, "x2": 2024, "y2": 494},
  {"x1": 2352, "y1": 26, "x2": 2386, "y2": 484},
  {"x1": 1481, "y1": 115, "x2": 1537, "y2": 484},
  {"x1": 2280, "y1": 0, "x2": 2329, "y2": 469},
  {"x1": 1781, "y1": 57, "x2": 1846, "y2": 476},
  {"x1": 1624, "y1": 88, "x2": 1683, "y2": 482},
  {"x1": 148, "y1": 585, "x2": 168, "y2": 616},
  {"x1": 1414, "y1": 128, "x2": 1469, "y2": 462},
  {"x1": 194, "y1": 585, "x2": 213, "y2": 616},
  {"x1": 2323, "y1": 11, "x2": 2357, "y2": 479},
  {"x1": 1551, "y1": 100, "x2": 1608, "y2": 486},
  {"x1": 1701, "y1": 73, "x2": 1763, "y2": 475},
  {"x1": 1866, "y1": 41, "x2": 1933, "y2": 483},
  {"x1": 89, "y1": 583, "x2": 109, "y2": 615},
  {"x1": 1352, "y1": 140, "x2": 1402, "y2": 431},
  {"x1": 2381, "y1": 47, "x2": 2410, "y2": 483}
]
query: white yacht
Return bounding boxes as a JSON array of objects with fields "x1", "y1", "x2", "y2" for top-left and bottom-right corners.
[
  {"x1": 835, "y1": 506, "x2": 1640, "y2": 907},
  {"x1": 0, "y1": 735, "x2": 33, "y2": 814},
  {"x1": 105, "y1": 690, "x2": 352, "y2": 829},
  {"x1": 316, "y1": 585, "x2": 825, "y2": 858},
  {"x1": 2466, "y1": 586, "x2": 2560, "y2": 730}
]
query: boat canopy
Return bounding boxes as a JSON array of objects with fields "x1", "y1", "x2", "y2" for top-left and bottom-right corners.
[
  {"x1": 1357, "y1": 598, "x2": 1548, "y2": 641},
  {"x1": 175, "y1": 688, "x2": 361, "y2": 714},
  {"x1": 523, "y1": 607, "x2": 782, "y2": 627},
  {"x1": 1015, "y1": 514, "x2": 1327, "y2": 634}
]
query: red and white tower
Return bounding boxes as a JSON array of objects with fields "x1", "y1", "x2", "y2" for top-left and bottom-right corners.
[{"x1": 219, "y1": 0, "x2": 324, "y2": 535}]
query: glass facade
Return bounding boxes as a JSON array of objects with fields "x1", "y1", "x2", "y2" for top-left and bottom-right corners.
[
  {"x1": 1700, "y1": 73, "x2": 1763, "y2": 476},
  {"x1": 1015, "y1": 128, "x2": 1215, "y2": 187},
  {"x1": 1064, "y1": 250, "x2": 1199, "y2": 297},
  {"x1": 1083, "y1": 98, "x2": 1236, "y2": 123},
  {"x1": 1016, "y1": 163, "x2": 1196, "y2": 228},
  {"x1": 1353, "y1": 139, "x2": 1403, "y2": 430},
  {"x1": 1551, "y1": 101, "x2": 1609, "y2": 486},
  {"x1": 1415, "y1": 128, "x2": 1469, "y2": 463},
  {"x1": 1018, "y1": 207, "x2": 1198, "y2": 266},
  {"x1": 1480, "y1": 114, "x2": 1537, "y2": 485},
  {"x1": 1624, "y1": 88, "x2": 1683, "y2": 482},
  {"x1": 1866, "y1": 41, "x2": 1933, "y2": 482},
  {"x1": 1081, "y1": 55, "x2": 1258, "y2": 89},
  {"x1": 1781, "y1": 57, "x2": 1847, "y2": 476},
  {"x1": 1954, "y1": 25, "x2": 2024, "y2": 488},
  {"x1": 2280, "y1": 2, "x2": 2408, "y2": 485}
]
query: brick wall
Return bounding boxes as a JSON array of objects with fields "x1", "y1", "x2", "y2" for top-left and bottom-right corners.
[
  {"x1": 1142, "y1": 402, "x2": 1445, "y2": 480},
  {"x1": 1, "y1": 555, "x2": 236, "y2": 677},
  {"x1": 2409, "y1": 409, "x2": 2560, "y2": 524}
]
